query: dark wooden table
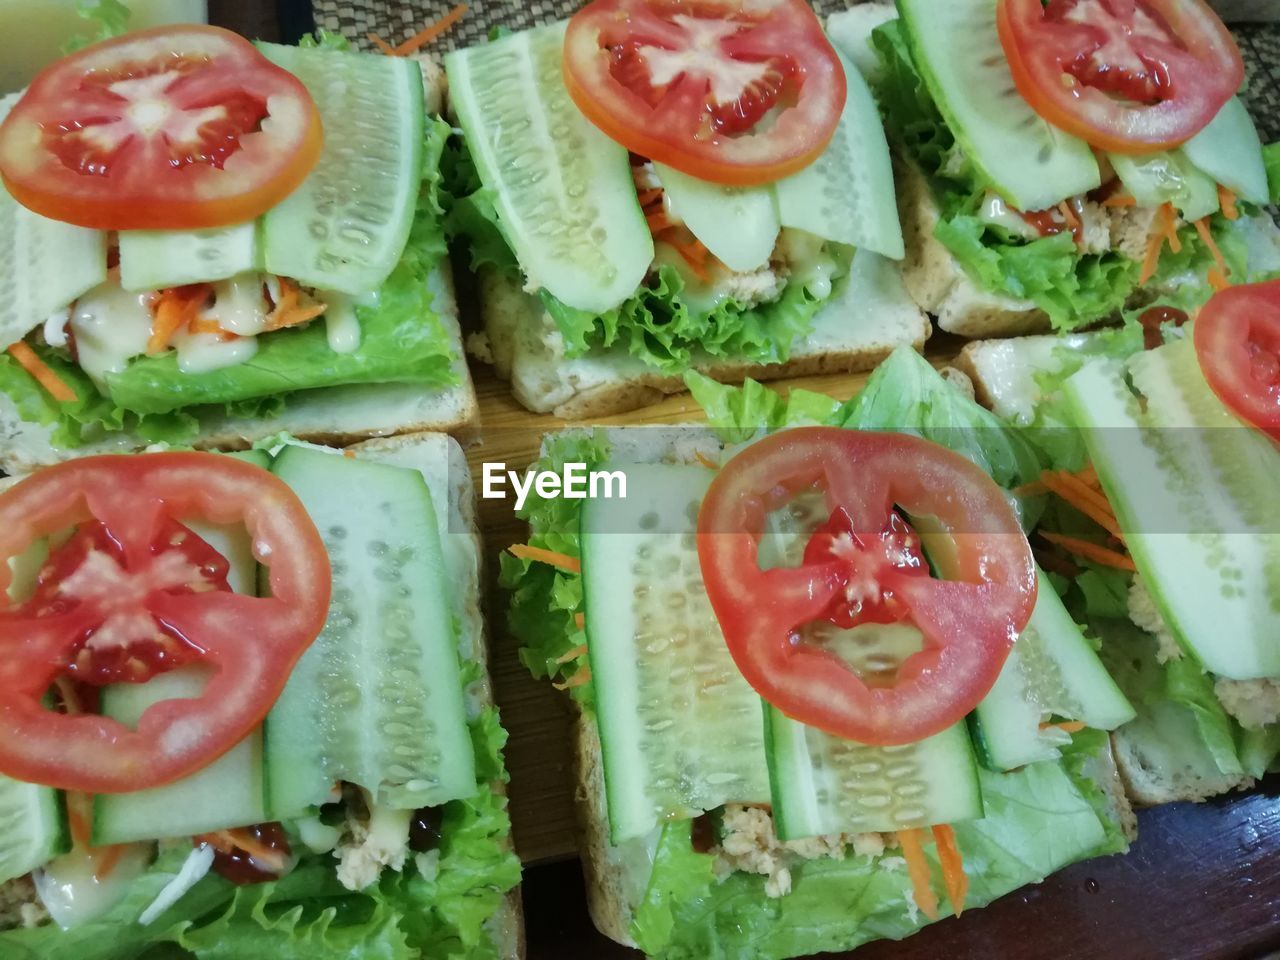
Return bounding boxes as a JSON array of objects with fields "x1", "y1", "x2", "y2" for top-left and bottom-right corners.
[{"x1": 206, "y1": 2, "x2": 1280, "y2": 957}]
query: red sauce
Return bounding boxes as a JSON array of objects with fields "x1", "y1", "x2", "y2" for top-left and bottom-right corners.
[
  {"x1": 690, "y1": 814, "x2": 716, "y2": 854},
  {"x1": 199, "y1": 823, "x2": 292, "y2": 885},
  {"x1": 409, "y1": 807, "x2": 445, "y2": 853},
  {"x1": 1020, "y1": 197, "x2": 1085, "y2": 249},
  {"x1": 1138, "y1": 306, "x2": 1190, "y2": 351}
]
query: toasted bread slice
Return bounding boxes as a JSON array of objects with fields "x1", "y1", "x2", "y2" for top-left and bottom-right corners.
[
  {"x1": 0, "y1": 433, "x2": 524, "y2": 955},
  {"x1": 473, "y1": 247, "x2": 930, "y2": 419},
  {"x1": 0, "y1": 265, "x2": 478, "y2": 476}
]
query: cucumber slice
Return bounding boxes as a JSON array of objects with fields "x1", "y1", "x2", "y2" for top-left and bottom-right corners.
[
  {"x1": 1183, "y1": 97, "x2": 1269, "y2": 206},
  {"x1": 1109, "y1": 151, "x2": 1218, "y2": 221},
  {"x1": 0, "y1": 95, "x2": 107, "y2": 348},
  {"x1": 581, "y1": 462, "x2": 770, "y2": 844},
  {"x1": 653, "y1": 163, "x2": 779, "y2": 273},
  {"x1": 774, "y1": 50, "x2": 904, "y2": 260},
  {"x1": 767, "y1": 702, "x2": 981, "y2": 841},
  {"x1": 0, "y1": 774, "x2": 68, "y2": 885},
  {"x1": 1065, "y1": 349, "x2": 1280, "y2": 680},
  {"x1": 93, "y1": 666, "x2": 266, "y2": 845},
  {"x1": 897, "y1": 0, "x2": 1100, "y2": 212},
  {"x1": 257, "y1": 43, "x2": 424, "y2": 296},
  {"x1": 973, "y1": 570, "x2": 1135, "y2": 772},
  {"x1": 264, "y1": 446, "x2": 475, "y2": 817},
  {"x1": 445, "y1": 24, "x2": 653, "y2": 314},
  {"x1": 117, "y1": 222, "x2": 259, "y2": 293}
]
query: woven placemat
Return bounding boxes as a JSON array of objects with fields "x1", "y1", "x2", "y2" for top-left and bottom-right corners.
[{"x1": 309, "y1": 0, "x2": 1280, "y2": 144}]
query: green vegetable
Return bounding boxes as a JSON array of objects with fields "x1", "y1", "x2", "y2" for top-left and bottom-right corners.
[
  {"x1": 1265, "y1": 143, "x2": 1280, "y2": 205},
  {"x1": 683, "y1": 371, "x2": 841, "y2": 443},
  {"x1": 0, "y1": 709, "x2": 518, "y2": 960},
  {"x1": 835, "y1": 345, "x2": 1046, "y2": 493},
  {"x1": 500, "y1": 431, "x2": 612, "y2": 707},
  {"x1": 63, "y1": 0, "x2": 131, "y2": 54},
  {"x1": 631, "y1": 733, "x2": 1127, "y2": 960}
]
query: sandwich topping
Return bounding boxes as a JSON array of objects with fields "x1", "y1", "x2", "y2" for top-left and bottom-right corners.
[
  {"x1": 1192, "y1": 279, "x2": 1280, "y2": 441},
  {"x1": 0, "y1": 453, "x2": 330, "y2": 794},
  {"x1": 997, "y1": 0, "x2": 1243, "y2": 154},
  {"x1": 0, "y1": 26, "x2": 323, "y2": 231},
  {"x1": 563, "y1": 0, "x2": 847, "y2": 186},
  {"x1": 697, "y1": 427, "x2": 1038, "y2": 745}
]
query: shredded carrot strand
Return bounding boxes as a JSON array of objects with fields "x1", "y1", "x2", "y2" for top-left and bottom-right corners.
[
  {"x1": 367, "y1": 33, "x2": 397, "y2": 55},
  {"x1": 1040, "y1": 720, "x2": 1087, "y2": 733},
  {"x1": 554, "y1": 666, "x2": 592, "y2": 691},
  {"x1": 1040, "y1": 532, "x2": 1136, "y2": 571},
  {"x1": 1140, "y1": 203, "x2": 1178, "y2": 285},
  {"x1": 573, "y1": 612, "x2": 586, "y2": 631},
  {"x1": 197, "y1": 829, "x2": 287, "y2": 871},
  {"x1": 509, "y1": 543, "x2": 581, "y2": 574},
  {"x1": 674, "y1": 238, "x2": 712, "y2": 282},
  {"x1": 695, "y1": 450, "x2": 719, "y2": 470},
  {"x1": 1218, "y1": 185, "x2": 1239, "y2": 221},
  {"x1": 394, "y1": 2, "x2": 468, "y2": 55},
  {"x1": 93, "y1": 845, "x2": 125, "y2": 881},
  {"x1": 1012, "y1": 480, "x2": 1048, "y2": 497},
  {"x1": 556, "y1": 642, "x2": 588, "y2": 665},
  {"x1": 1193, "y1": 218, "x2": 1228, "y2": 274},
  {"x1": 7, "y1": 342, "x2": 77, "y2": 403},
  {"x1": 1039, "y1": 471, "x2": 1124, "y2": 541},
  {"x1": 1077, "y1": 464, "x2": 1100, "y2": 488},
  {"x1": 931, "y1": 825, "x2": 968, "y2": 918},
  {"x1": 1058, "y1": 201, "x2": 1085, "y2": 251},
  {"x1": 148, "y1": 285, "x2": 211, "y2": 354},
  {"x1": 1101, "y1": 194, "x2": 1137, "y2": 208},
  {"x1": 1208, "y1": 266, "x2": 1231, "y2": 292},
  {"x1": 896, "y1": 828, "x2": 939, "y2": 921},
  {"x1": 67, "y1": 800, "x2": 92, "y2": 848},
  {"x1": 646, "y1": 210, "x2": 674, "y2": 234},
  {"x1": 265, "y1": 277, "x2": 327, "y2": 331}
]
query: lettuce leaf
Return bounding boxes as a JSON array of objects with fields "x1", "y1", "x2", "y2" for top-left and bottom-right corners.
[
  {"x1": 104, "y1": 119, "x2": 457, "y2": 415},
  {"x1": 632, "y1": 737, "x2": 1127, "y2": 960},
  {"x1": 683, "y1": 371, "x2": 842, "y2": 443},
  {"x1": 834, "y1": 345, "x2": 1046, "y2": 493},
  {"x1": 0, "y1": 711, "x2": 518, "y2": 960},
  {"x1": 500, "y1": 430, "x2": 612, "y2": 707},
  {"x1": 63, "y1": 0, "x2": 131, "y2": 53},
  {"x1": 539, "y1": 253, "x2": 850, "y2": 374},
  {"x1": 1265, "y1": 143, "x2": 1280, "y2": 205}
]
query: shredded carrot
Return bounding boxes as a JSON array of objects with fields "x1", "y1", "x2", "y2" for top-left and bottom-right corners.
[
  {"x1": 646, "y1": 209, "x2": 674, "y2": 234},
  {"x1": 1077, "y1": 464, "x2": 1100, "y2": 488},
  {"x1": 343, "y1": 449, "x2": 357, "y2": 458},
  {"x1": 394, "y1": 3, "x2": 468, "y2": 55},
  {"x1": 573, "y1": 612, "x2": 586, "y2": 631},
  {"x1": 197, "y1": 829, "x2": 287, "y2": 871},
  {"x1": 93, "y1": 845, "x2": 125, "y2": 881},
  {"x1": 1101, "y1": 193, "x2": 1137, "y2": 208},
  {"x1": 1039, "y1": 471, "x2": 1124, "y2": 541},
  {"x1": 1193, "y1": 218, "x2": 1228, "y2": 275},
  {"x1": 896, "y1": 828, "x2": 939, "y2": 921},
  {"x1": 695, "y1": 450, "x2": 719, "y2": 470},
  {"x1": 1040, "y1": 720, "x2": 1087, "y2": 733},
  {"x1": 148, "y1": 284, "x2": 211, "y2": 354},
  {"x1": 67, "y1": 800, "x2": 92, "y2": 848},
  {"x1": 1058, "y1": 200, "x2": 1085, "y2": 252},
  {"x1": 1208, "y1": 266, "x2": 1231, "y2": 292},
  {"x1": 1218, "y1": 185, "x2": 1239, "y2": 221},
  {"x1": 1140, "y1": 203, "x2": 1179, "y2": 285},
  {"x1": 636, "y1": 188, "x2": 665, "y2": 209},
  {"x1": 554, "y1": 666, "x2": 592, "y2": 691},
  {"x1": 1039, "y1": 532, "x2": 1136, "y2": 571},
  {"x1": 931, "y1": 825, "x2": 968, "y2": 919},
  {"x1": 367, "y1": 33, "x2": 397, "y2": 55},
  {"x1": 509, "y1": 543, "x2": 581, "y2": 574},
  {"x1": 556, "y1": 642, "x2": 588, "y2": 665},
  {"x1": 1012, "y1": 479, "x2": 1048, "y2": 497},
  {"x1": 673, "y1": 238, "x2": 712, "y2": 282},
  {"x1": 265, "y1": 277, "x2": 327, "y2": 331},
  {"x1": 7, "y1": 342, "x2": 77, "y2": 403}
]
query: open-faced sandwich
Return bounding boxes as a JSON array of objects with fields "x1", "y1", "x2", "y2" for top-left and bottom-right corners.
[
  {"x1": 0, "y1": 435, "x2": 522, "y2": 958},
  {"x1": 0, "y1": 12, "x2": 475, "y2": 477},
  {"x1": 957, "y1": 279, "x2": 1280, "y2": 804},
  {"x1": 444, "y1": 0, "x2": 928, "y2": 419},
  {"x1": 835, "y1": 0, "x2": 1280, "y2": 337},
  {"x1": 502, "y1": 347, "x2": 1141, "y2": 959}
]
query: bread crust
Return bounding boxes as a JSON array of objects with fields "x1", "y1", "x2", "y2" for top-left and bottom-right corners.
[{"x1": 474, "y1": 250, "x2": 931, "y2": 419}]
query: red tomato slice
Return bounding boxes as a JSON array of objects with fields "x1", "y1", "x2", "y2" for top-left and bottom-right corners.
[
  {"x1": 0, "y1": 453, "x2": 330, "y2": 794},
  {"x1": 0, "y1": 26, "x2": 322, "y2": 231},
  {"x1": 997, "y1": 0, "x2": 1242, "y2": 154},
  {"x1": 562, "y1": 0, "x2": 846, "y2": 186},
  {"x1": 697, "y1": 428, "x2": 1037, "y2": 746},
  {"x1": 1193, "y1": 280, "x2": 1280, "y2": 441}
]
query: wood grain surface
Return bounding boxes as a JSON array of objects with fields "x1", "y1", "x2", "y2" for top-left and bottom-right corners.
[{"x1": 207, "y1": 5, "x2": 1280, "y2": 955}]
